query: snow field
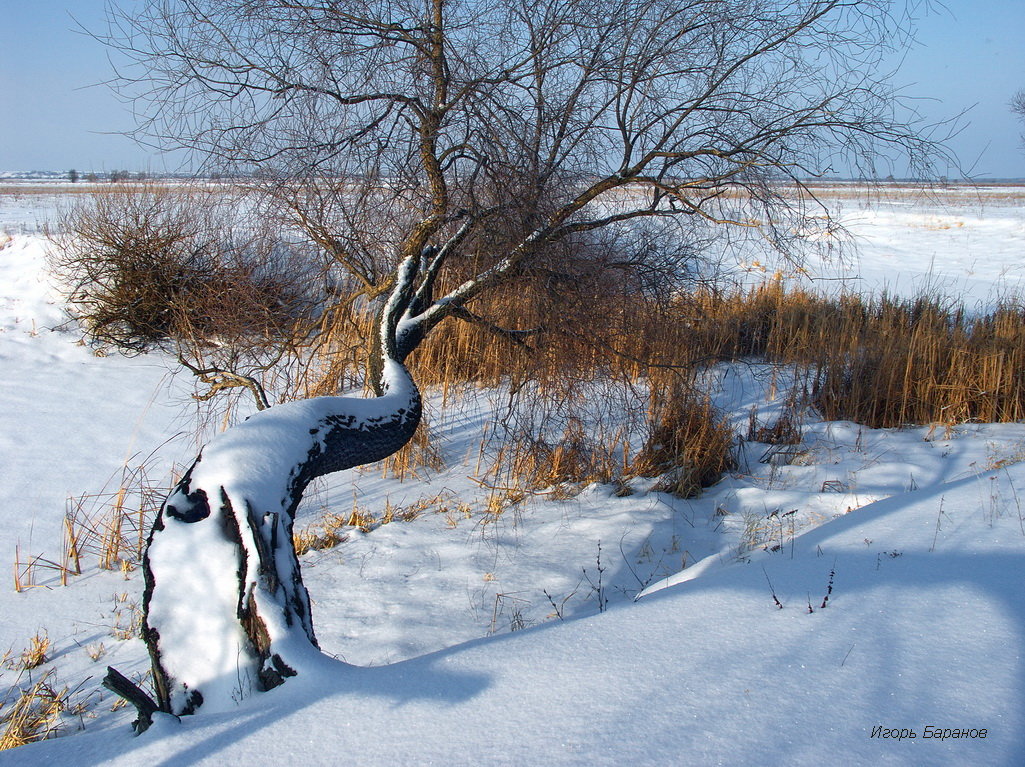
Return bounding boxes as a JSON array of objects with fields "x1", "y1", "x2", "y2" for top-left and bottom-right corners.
[{"x1": 1, "y1": 184, "x2": 1025, "y2": 764}]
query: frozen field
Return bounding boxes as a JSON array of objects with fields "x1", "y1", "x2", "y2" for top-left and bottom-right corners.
[
  {"x1": 800, "y1": 184, "x2": 1025, "y2": 303},
  {"x1": 1, "y1": 183, "x2": 1024, "y2": 764}
]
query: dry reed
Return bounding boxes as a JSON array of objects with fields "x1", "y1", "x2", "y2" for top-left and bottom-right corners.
[
  {"x1": 678, "y1": 281, "x2": 1025, "y2": 428},
  {"x1": 300, "y1": 271, "x2": 1025, "y2": 506},
  {"x1": 0, "y1": 660, "x2": 89, "y2": 752}
]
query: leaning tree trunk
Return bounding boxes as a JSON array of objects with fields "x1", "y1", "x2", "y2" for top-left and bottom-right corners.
[{"x1": 137, "y1": 258, "x2": 426, "y2": 717}]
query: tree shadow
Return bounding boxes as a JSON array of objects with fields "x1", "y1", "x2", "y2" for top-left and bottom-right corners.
[{"x1": 30, "y1": 644, "x2": 491, "y2": 767}]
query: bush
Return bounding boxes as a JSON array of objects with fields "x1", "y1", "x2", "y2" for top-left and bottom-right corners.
[
  {"x1": 50, "y1": 186, "x2": 313, "y2": 355},
  {"x1": 631, "y1": 381, "x2": 737, "y2": 497}
]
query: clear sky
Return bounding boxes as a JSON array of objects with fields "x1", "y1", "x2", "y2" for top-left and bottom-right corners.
[{"x1": 1, "y1": 0, "x2": 1023, "y2": 178}]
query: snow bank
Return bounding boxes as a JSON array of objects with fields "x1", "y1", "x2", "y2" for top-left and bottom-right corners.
[{"x1": 6, "y1": 460, "x2": 1024, "y2": 765}]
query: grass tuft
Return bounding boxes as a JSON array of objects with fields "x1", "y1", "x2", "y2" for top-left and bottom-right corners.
[
  {"x1": 18, "y1": 634, "x2": 50, "y2": 671},
  {"x1": 0, "y1": 662, "x2": 89, "y2": 752}
]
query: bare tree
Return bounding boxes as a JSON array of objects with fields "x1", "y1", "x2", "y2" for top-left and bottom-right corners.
[
  {"x1": 96, "y1": 0, "x2": 943, "y2": 722},
  {"x1": 1013, "y1": 90, "x2": 1025, "y2": 154}
]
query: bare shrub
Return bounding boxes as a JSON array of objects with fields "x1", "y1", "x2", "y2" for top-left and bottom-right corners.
[
  {"x1": 300, "y1": 217, "x2": 691, "y2": 401},
  {"x1": 49, "y1": 185, "x2": 329, "y2": 409},
  {"x1": 50, "y1": 184, "x2": 315, "y2": 361}
]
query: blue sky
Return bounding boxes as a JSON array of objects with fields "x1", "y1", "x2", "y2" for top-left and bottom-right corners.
[{"x1": 1, "y1": 0, "x2": 1023, "y2": 178}]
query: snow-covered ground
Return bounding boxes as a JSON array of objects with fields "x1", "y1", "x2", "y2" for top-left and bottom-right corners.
[
  {"x1": 1, "y1": 185, "x2": 1024, "y2": 764},
  {"x1": 805, "y1": 185, "x2": 1025, "y2": 303},
  {"x1": 722, "y1": 184, "x2": 1025, "y2": 305}
]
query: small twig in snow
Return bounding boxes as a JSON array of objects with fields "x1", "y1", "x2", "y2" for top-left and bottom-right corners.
[
  {"x1": 820, "y1": 560, "x2": 836, "y2": 609},
  {"x1": 841, "y1": 643, "x2": 855, "y2": 667},
  {"x1": 762, "y1": 567, "x2": 783, "y2": 609}
]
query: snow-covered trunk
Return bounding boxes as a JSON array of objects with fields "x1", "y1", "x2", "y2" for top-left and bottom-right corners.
[{"x1": 141, "y1": 258, "x2": 426, "y2": 716}]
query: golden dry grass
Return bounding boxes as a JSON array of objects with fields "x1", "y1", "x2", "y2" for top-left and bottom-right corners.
[
  {"x1": 17, "y1": 634, "x2": 50, "y2": 671},
  {"x1": 0, "y1": 670, "x2": 70, "y2": 751},
  {"x1": 299, "y1": 265, "x2": 1025, "y2": 502},
  {"x1": 681, "y1": 281, "x2": 1025, "y2": 428}
]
